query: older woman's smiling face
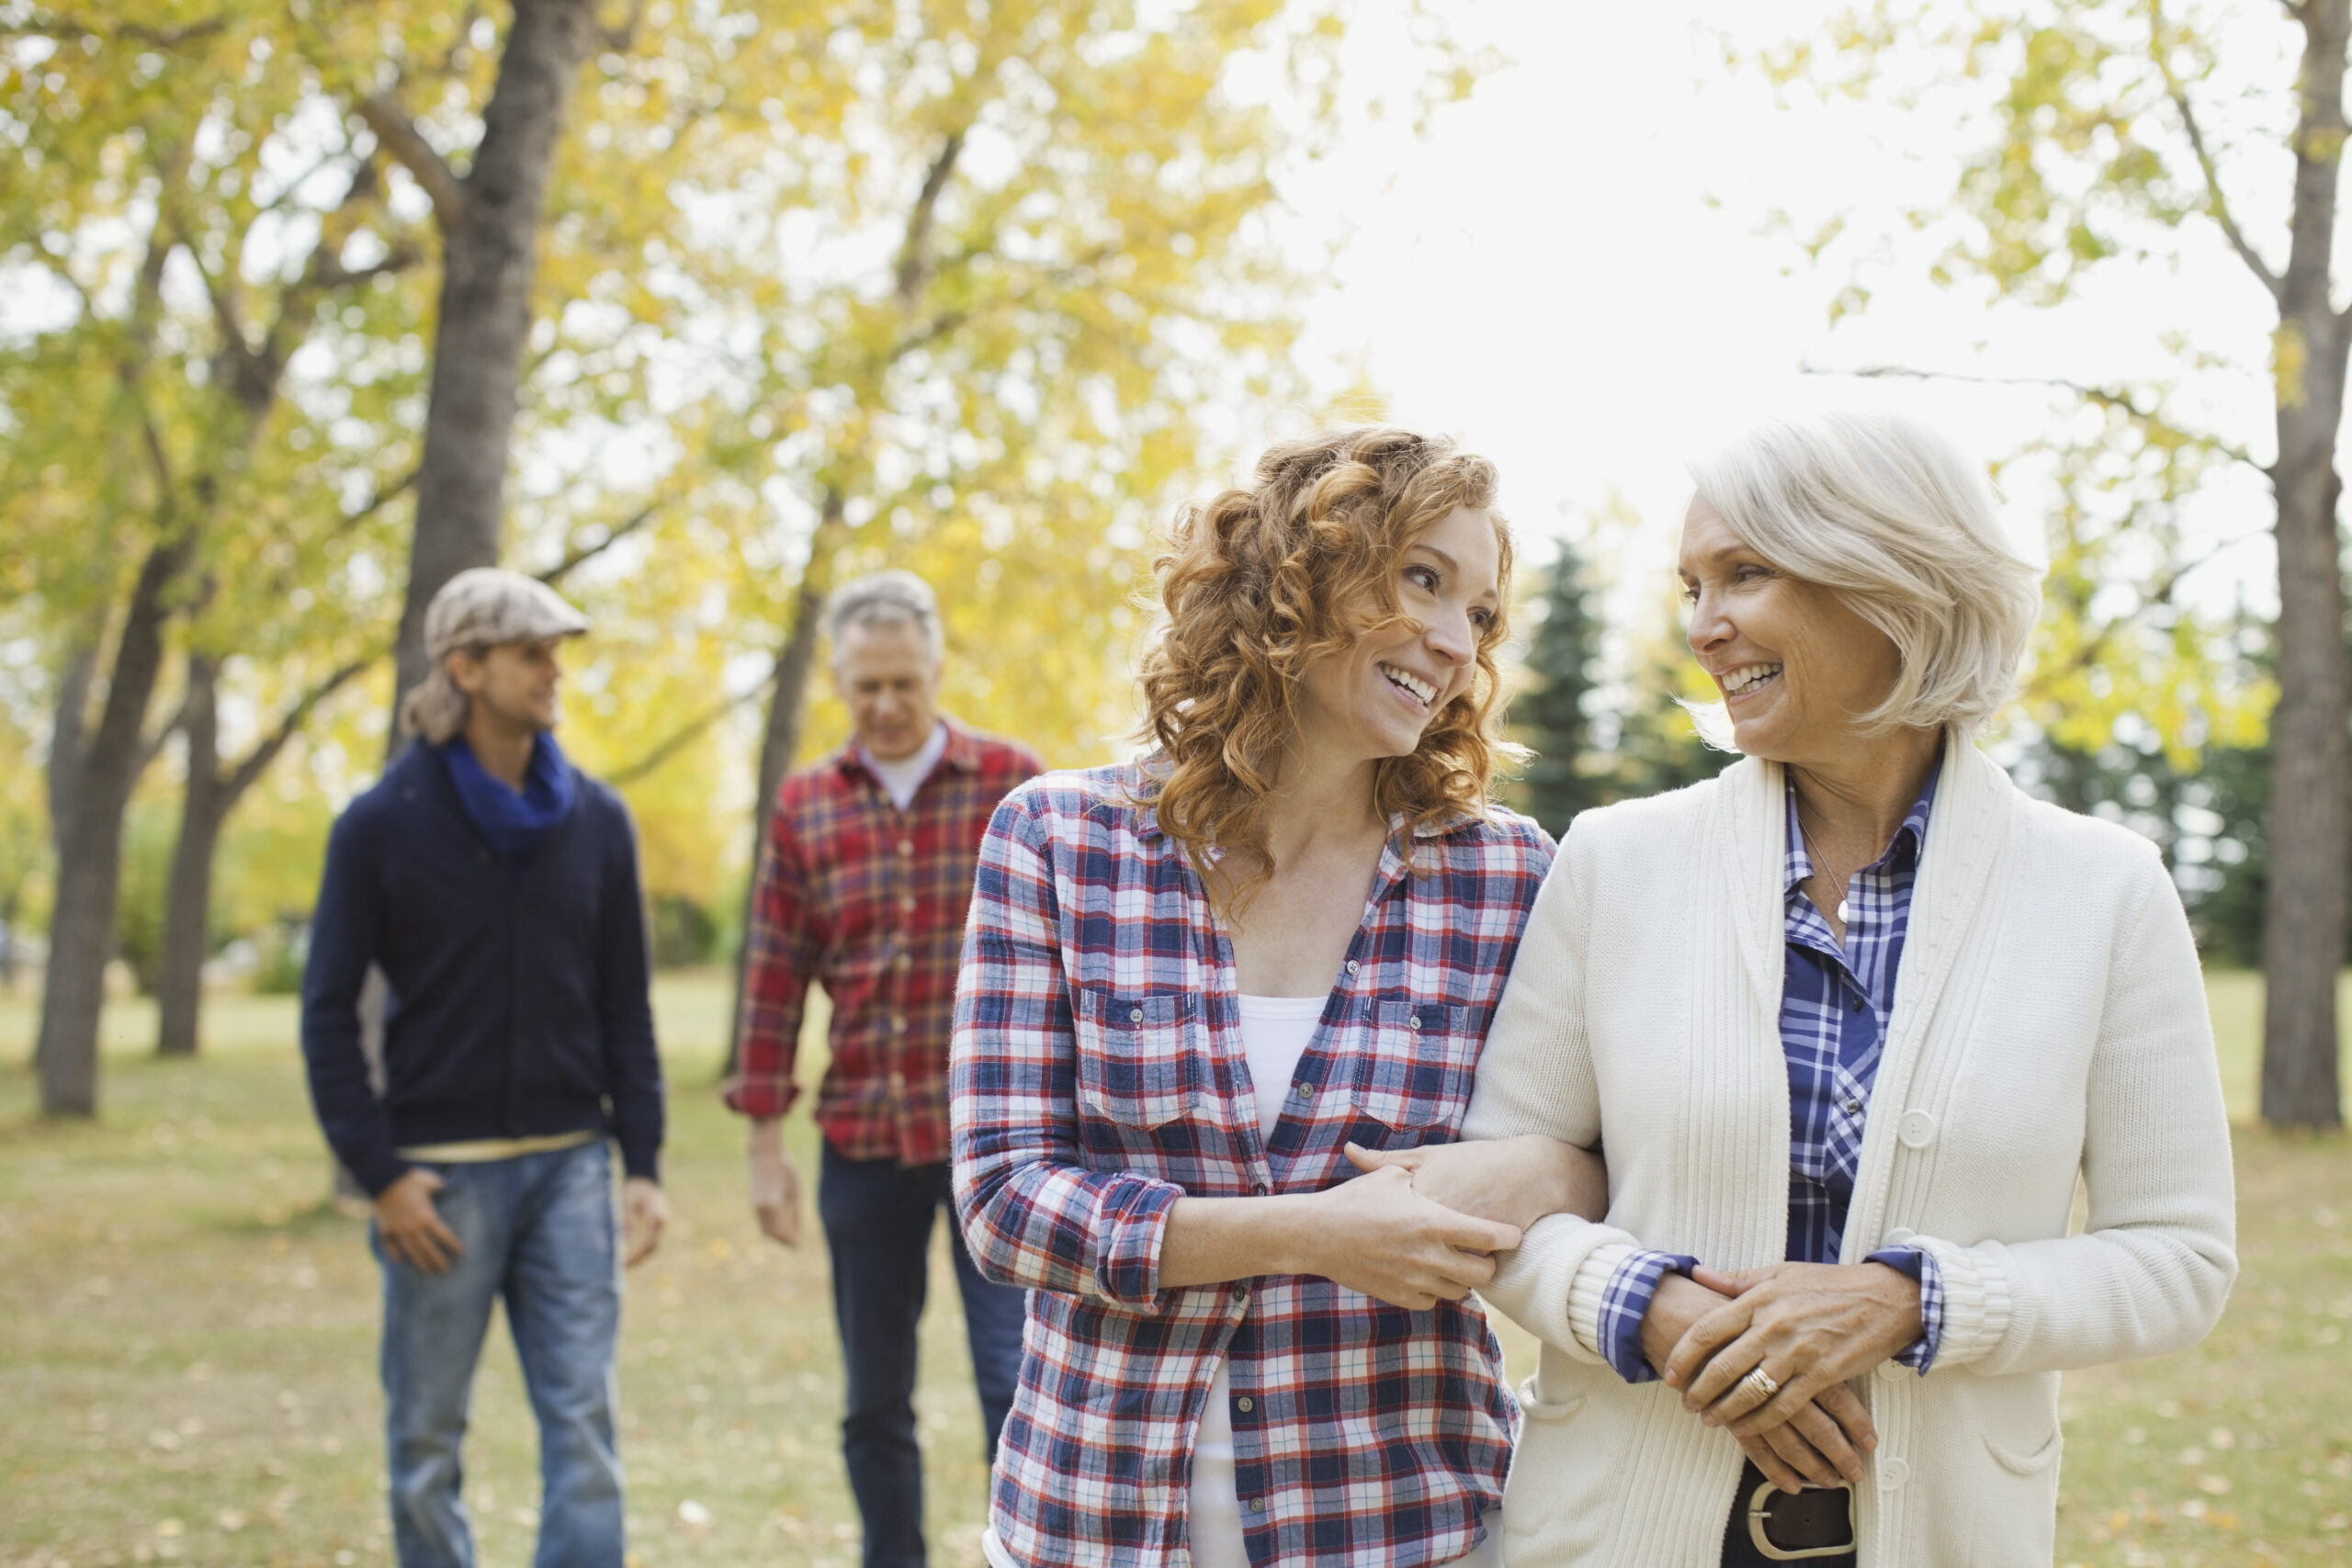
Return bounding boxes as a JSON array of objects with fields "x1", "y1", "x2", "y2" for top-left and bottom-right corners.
[{"x1": 1678, "y1": 497, "x2": 1904, "y2": 767}]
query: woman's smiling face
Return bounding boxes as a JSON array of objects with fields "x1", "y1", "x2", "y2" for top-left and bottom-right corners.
[
  {"x1": 1678, "y1": 496, "x2": 1902, "y2": 765},
  {"x1": 1296, "y1": 504, "x2": 1501, "y2": 765}
]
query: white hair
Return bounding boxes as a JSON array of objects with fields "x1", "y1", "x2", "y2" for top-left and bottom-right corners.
[
  {"x1": 826, "y1": 570, "x2": 943, "y2": 664},
  {"x1": 1686, "y1": 410, "x2": 2042, "y2": 743}
]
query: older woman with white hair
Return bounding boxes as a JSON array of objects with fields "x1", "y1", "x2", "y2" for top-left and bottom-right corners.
[{"x1": 1363, "y1": 411, "x2": 2238, "y2": 1565}]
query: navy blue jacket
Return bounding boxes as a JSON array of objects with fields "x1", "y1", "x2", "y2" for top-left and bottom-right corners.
[{"x1": 300, "y1": 740, "x2": 664, "y2": 1196}]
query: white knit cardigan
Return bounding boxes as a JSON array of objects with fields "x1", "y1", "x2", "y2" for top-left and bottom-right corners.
[{"x1": 1467, "y1": 739, "x2": 2237, "y2": 1567}]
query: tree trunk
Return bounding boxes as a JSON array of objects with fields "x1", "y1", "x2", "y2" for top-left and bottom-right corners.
[
  {"x1": 156, "y1": 655, "x2": 226, "y2": 1058},
  {"x1": 387, "y1": 0, "x2": 602, "y2": 745},
  {"x1": 2260, "y1": 0, "x2": 2350, "y2": 1132},
  {"x1": 723, "y1": 498, "x2": 849, "y2": 1076},
  {"x1": 37, "y1": 536, "x2": 189, "y2": 1115}
]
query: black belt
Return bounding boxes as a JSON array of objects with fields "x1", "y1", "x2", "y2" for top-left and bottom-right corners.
[{"x1": 1720, "y1": 1461, "x2": 1856, "y2": 1565}]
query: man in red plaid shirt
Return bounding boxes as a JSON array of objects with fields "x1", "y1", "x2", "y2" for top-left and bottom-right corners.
[{"x1": 726, "y1": 570, "x2": 1042, "y2": 1568}]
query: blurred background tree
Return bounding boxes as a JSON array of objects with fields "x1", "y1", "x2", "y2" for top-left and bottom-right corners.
[{"x1": 1756, "y1": 0, "x2": 2346, "y2": 1129}]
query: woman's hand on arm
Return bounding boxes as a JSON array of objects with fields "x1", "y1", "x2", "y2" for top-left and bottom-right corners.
[
  {"x1": 1159, "y1": 1166, "x2": 1522, "y2": 1311},
  {"x1": 1342, "y1": 1135, "x2": 1607, "y2": 1233},
  {"x1": 1642, "y1": 1270, "x2": 1880, "y2": 1495},
  {"x1": 1664, "y1": 1262, "x2": 1920, "y2": 1448}
]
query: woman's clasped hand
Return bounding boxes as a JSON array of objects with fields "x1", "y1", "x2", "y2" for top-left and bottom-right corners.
[
  {"x1": 1311, "y1": 1164, "x2": 1524, "y2": 1312},
  {"x1": 1648, "y1": 1263, "x2": 1922, "y2": 1495}
]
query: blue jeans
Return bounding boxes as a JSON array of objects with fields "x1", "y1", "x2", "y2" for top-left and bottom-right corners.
[
  {"x1": 819, "y1": 1139, "x2": 1027, "y2": 1568},
  {"x1": 373, "y1": 1139, "x2": 624, "y2": 1568}
]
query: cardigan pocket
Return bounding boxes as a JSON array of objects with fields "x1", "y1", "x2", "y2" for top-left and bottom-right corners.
[
  {"x1": 1984, "y1": 1427, "x2": 2063, "y2": 1476},
  {"x1": 1516, "y1": 1373, "x2": 1589, "y2": 1423},
  {"x1": 1351, "y1": 999, "x2": 1476, "y2": 1132},
  {"x1": 1073, "y1": 988, "x2": 1203, "y2": 1129}
]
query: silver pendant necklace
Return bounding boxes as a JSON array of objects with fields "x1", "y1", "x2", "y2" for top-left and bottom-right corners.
[{"x1": 1796, "y1": 818, "x2": 1852, "y2": 925}]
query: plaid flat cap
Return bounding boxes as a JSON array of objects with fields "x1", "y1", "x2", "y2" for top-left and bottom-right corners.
[{"x1": 424, "y1": 568, "x2": 590, "y2": 659}]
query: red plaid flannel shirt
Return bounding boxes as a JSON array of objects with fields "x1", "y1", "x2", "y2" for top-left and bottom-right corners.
[
  {"x1": 726, "y1": 717, "x2": 1042, "y2": 1164},
  {"x1": 951, "y1": 761, "x2": 1554, "y2": 1568}
]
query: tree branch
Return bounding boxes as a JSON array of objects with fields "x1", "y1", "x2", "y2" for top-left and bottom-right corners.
[
  {"x1": 138, "y1": 696, "x2": 188, "y2": 775},
  {"x1": 356, "y1": 93, "x2": 469, "y2": 227},
  {"x1": 10, "y1": 14, "x2": 227, "y2": 47},
  {"x1": 536, "y1": 501, "x2": 662, "y2": 585},
  {"x1": 894, "y1": 129, "x2": 967, "y2": 306},
  {"x1": 1800, "y1": 361, "x2": 2267, "y2": 472},
  {"x1": 221, "y1": 655, "x2": 377, "y2": 803},
  {"x1": 607, "y1": 675, "x2": 776, "y2": 786},
  {"x1": 2150, "y1": 3, "x2": 2284, "y2": 301}
]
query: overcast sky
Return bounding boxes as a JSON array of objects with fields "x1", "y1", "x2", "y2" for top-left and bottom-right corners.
[{"x1": 1273, "y1": 0, "x2": 2289, "y2": 634}]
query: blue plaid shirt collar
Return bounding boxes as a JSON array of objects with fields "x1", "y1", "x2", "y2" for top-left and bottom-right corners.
[{"x1": 1781, "y1": 761, "x2": 1939, "y2": 908}]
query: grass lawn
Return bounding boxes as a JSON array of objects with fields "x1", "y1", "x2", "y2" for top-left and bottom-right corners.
[{"x1": 2, "y1": 969, "x2": 2348, "y2": 1567}]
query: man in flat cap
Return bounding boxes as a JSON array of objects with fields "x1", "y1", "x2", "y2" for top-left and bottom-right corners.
[{"x1": 301, "y1": 567, "x2": 667, "y2": 1568}]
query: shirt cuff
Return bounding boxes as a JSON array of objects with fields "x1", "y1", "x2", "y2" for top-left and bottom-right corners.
[
  {"x1": 1585, "y1": 1248, "x2": 1699, "y2": 1384},
  {"x1": 721, "y1": 1074, "x2": 802, "y2": 1121},
  {"x1": 1866, "y1": 1247, "x2": 1943, "y2": 1372}
]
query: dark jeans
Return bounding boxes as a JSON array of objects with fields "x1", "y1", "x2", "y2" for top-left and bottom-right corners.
[
  {"x1": 373, "y1": 1140, "x2": 623, "y2": 1568},
  {"x1": 819, "y1": 1138, "x2": 1027, "y2": 1568}
]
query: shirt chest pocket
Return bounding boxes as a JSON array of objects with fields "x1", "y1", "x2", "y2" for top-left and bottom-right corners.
[
  {"x1": 1073, "y1": 988, "x2": 1204, "y2": 1129},
  {"x1": 1351, "y1": 998, "x2": 1477, "y2": 1132}
]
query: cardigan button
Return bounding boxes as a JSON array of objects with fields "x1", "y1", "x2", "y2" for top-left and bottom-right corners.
[
  {"x1": 1896, "y1": 1110, "x2": 1937, "y2": 1148},
  {"x1": 1876, "y1": 1360, "x2": 1906, "y2": 1383},
  {"x1": 1880, "y1": 1226, "x2": 1917, "y2": 1247},
  {"x1": 1876, "y1": 1456, "x2": 1911, "y2": 1489}
]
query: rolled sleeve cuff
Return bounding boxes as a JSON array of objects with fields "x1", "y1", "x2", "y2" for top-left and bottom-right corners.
[
  {"x1": 1090, "y1": 1174, "x2": 1186, "y2": 1308},
  {"x1": 721, "y1": 1075, "x2": 802, "y2": 1122},
  {"x1": 1907, "y1": 1235, "x2": 2010, "y2": 1369},
  {"x1": 1866, "y1": 1247, "x2": 1943, "y2": 1371},
  {"x1": 1572, "y1": 1246, "x2": 1697, "y2": 1384}
]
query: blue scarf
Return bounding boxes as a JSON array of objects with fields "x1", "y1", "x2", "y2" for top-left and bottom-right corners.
[{"x1": 439, "y1": 730, "x2": 578, "y2": 873}]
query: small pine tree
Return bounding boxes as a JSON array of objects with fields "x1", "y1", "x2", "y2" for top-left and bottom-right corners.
[{"x1": 1513, "y1": 547, "x2": 1607, "y2": 839}]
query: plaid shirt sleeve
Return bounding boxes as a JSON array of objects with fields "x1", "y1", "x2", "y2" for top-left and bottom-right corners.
[
  {"x1": 1866, "y1": 1246, "x2": 1946, "y2": 1372},
  {"x1": 1590, "y1": 1247, "x2": 1701, "y2": 1384},
  {"x1": 950, "y1": 790, "x2": 1186, "y2": 1311},
  {"x1": 724, "y1": 797, "x2": 825, "y2": 1121}
]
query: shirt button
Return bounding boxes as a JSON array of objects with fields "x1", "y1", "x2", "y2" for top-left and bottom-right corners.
[
  {"x1": 1251, "y1": 1182, "x2": 1269, "y2": 1197},
  {"x1": 1234, "y1": 1289, "x2": 1249, "y2": 1310},
  {"x1": 1408, "y1": 1014, "x2": 1422, "y2": 1030},
  {"x1": 1235, "y1": 1396, "x2": 1254, "y2": 1413},
  {"x1": 895, "y1": 953, "x2": 911, "y2": 971},
  {"x1": 1345, "y1": 959, "x2": 1360, "y2": 976},
  {"x1": 1841, "y1": 1097, "x2": 1862, "y2": 1114},
  {"x1": 892, "y1": 1015, "x2": 908, "y2": 1034},
  {"x1": 898, "y1": 839, "x2": 914, "y2": 856},
  {"x1": 1248, "y1": 1498, "x2": 1265, "y2": 1514},
  {"x1": 899, "y1": 896, "x2": 916, "y2": 913},
  {"x1": 1129, "y1": 1007, "x2": 1146, "y2": 1023},
  {"x1": 1849, "y1": 995, "x2": 1865, "y2": 1012},
  {"x1": 1294, "y1": 1081, "x2": 1315, "y2": 1099}
]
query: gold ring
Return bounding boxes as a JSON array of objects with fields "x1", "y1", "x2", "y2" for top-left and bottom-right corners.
[{"x1": 1740, "y1": 1366, "x2": 1781, "y2": 1402}]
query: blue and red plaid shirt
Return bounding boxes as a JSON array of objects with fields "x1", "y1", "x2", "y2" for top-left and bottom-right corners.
[
  {"x1": 726, "y1": 716, "x2": 1043, "y2": 1165},
  {"x1": 1595, "y1": 765, "x2": 1947, "y2": 1383},
  {"x1": 951, "y1": 761, "x2": 1553, "y2": 1568}
]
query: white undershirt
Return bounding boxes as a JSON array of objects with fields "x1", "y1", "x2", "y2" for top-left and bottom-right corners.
[
  {"x1": 1182, "y1": 994, "x2": 1326, "y2": 1568},
  {"x1": 858, "y1": 721, "x2": 947, "y2": 811}
]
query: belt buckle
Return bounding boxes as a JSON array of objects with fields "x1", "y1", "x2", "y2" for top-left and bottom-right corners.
[{"x1": 1746, "y1": 1482, "x2": 1856, "y2": 1562}]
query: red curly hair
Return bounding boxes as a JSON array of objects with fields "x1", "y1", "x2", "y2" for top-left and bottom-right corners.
[{"x1": 1136, "y1": 426, "x2": 1520, "y2": 915}]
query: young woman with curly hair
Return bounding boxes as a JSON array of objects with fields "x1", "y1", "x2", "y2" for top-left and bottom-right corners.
[{"x1": 951, "y1": 427, "x2": 1606, "y2": 1568}]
